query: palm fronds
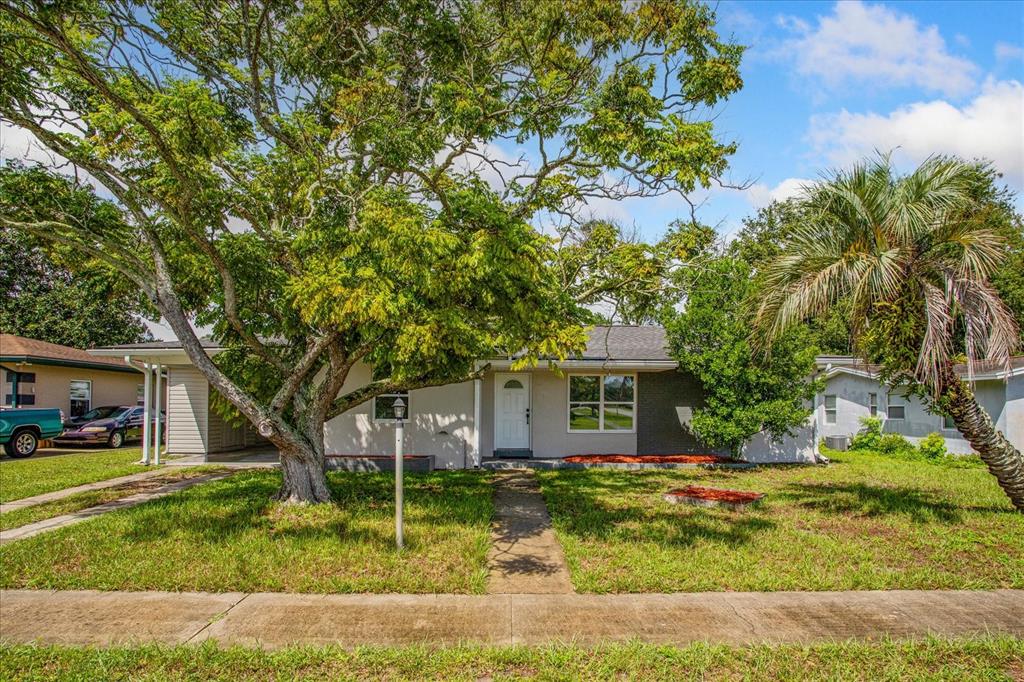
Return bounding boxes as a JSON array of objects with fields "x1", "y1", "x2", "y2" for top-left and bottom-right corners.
[{"x1": 754, "y1": 155, "x2": 1019, "y2": 391}]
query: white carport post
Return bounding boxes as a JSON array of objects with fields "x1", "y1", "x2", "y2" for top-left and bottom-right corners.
[
  {"x1": 472, "y1": 374, "x2": 482, "y2": 468},
  {"x1": 126, "y1": 356, "x2": 152, "y2": 465},
  {"x1": 153, "y1": 364, "x2": 163, "y2": 465}
]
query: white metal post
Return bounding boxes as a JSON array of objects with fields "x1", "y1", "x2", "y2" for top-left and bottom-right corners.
[
  {"x1": 153, "y1": 364, "x2": 163, "y2": 465},
  {"x1": 141, "y1": 363, "x2": 152, "y2": 465},
  {"x1": 395, "y1": 415, "x2": 404, "y2": 550},
  {"x1": 472, "y1": 377, "x2": 482, "y2": 467}
]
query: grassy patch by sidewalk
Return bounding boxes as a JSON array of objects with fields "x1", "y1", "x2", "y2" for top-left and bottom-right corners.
[
  {"x1": 0, "y1": 469, "x2": 492, "y2": 594},
  {"x1": 537, "y1": 450, "x2": 1023, "y2": 593},
  {"x1": 0, "y1": 467, "x2": 225, "y2": 531},
  {"x1": 1, "y1": 637, "x2": 1020, "y2": 681},
  {"x1": 0, "y1": 448, "x2": 148, "y2": 503}
]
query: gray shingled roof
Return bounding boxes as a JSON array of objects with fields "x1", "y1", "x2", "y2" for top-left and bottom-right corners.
[
  {"x1": 579, "y1": 326, "x2": 670, "y2": 361},
  {"x1": 94, "y1": 338, "x2": 222, "y2": 350},
  {"x1": 97, "y1": 327, "x2": 674, "y2": 362}
]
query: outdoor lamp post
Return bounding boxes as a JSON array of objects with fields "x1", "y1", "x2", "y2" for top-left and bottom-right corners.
[{"x1": 393, "y1": 396, "x2": 406, "y2": 550}]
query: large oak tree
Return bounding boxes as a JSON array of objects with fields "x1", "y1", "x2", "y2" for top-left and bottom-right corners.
[{"x1": 0, "y1": 0, "x2": 743, "y2": 502}]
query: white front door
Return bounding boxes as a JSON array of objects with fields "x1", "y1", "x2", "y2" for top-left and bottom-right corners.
[{"x1": 495, "y1": 373, "x2": 530, "y2": 450}]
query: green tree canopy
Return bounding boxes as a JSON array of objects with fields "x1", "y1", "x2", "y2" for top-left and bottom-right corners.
[
  {"x1": 0, "y1": 164, "x2": 151, "y2": 348},
  {"x1": 664, "y1": 257, "x2": 819, "y2": 457},
  {"x1": 0, "y1": 0, "x2": 744, "y2": 501}
]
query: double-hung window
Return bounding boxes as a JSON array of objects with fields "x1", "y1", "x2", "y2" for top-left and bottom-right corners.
[
  {"x1": 568, "y1": 374, "x2": 636, "y2": 432},
  {"x1": 868, "y1": 393, "x2": 878, "y2": 417},
  {"x1": 887, "y1": 392, "x2": 906, "y2": 420},
  {"x1": 824, "y1": 395, "x2": 837, "y2": 424}
]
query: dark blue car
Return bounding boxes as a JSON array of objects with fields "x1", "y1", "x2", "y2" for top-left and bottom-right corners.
[{"x1": 56, "y1": 405, "x2": 164, "y2": 449}]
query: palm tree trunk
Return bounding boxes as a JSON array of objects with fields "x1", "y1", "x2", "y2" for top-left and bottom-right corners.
[{"x1": 939, "y1": 363, "x2": 1024, "y2": 511}]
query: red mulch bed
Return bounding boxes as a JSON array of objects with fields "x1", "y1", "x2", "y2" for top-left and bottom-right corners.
[
  {"x1": 563, "y1": 454, "x2": 733, "y2": 464},
  {"x1": 665, "y1": 485, "x2": 764, "y2": 504}
]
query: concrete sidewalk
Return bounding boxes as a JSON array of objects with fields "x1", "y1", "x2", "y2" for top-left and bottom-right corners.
[
  {"x1": 0, "y1": 471, "x2": 235, "y2": 544},
  {"x1": 1, "y1": 589, "x2": 1021, "y2": 649},
  {"x1": 0, "y1": 468, "x2": 171, "y2": 514}
]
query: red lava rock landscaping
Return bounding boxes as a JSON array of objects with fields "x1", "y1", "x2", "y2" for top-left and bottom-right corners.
[
  {"x1": 663, "y1": 485, "x2": 765, "y2": 511},
  {"x1": 564, "y1": 454, "x2": 733, "y2": 464}
]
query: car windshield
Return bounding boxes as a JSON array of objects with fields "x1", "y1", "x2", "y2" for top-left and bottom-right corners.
[{"x1": 80, "y1": 406, "x2": 129, "y2": 420}]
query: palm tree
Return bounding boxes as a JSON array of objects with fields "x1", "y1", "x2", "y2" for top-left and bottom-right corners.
[{"x1": 753, "y1": 156, "x2": 1024, "y2": 511}]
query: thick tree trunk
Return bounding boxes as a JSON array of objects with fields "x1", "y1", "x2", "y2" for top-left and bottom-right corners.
[
  {"x1": 276, "y1": 444, "x2": 332, "y2": 504},
  {"x1": 939, "y1": 364, "x2": 1024, "y2": 511}
]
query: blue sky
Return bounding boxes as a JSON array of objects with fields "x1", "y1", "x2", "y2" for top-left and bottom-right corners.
[{"x1": 587, "y1": 0, "x2": 1024, "y2": 243}]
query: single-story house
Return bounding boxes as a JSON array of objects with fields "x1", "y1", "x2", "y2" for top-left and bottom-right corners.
[
  {"x1": 815, "y1": 355, "x2": 1024, "y2": 455},
  {"x1": 1, "y1": 334, "x2": 144, "y2": 417},
  {"x1": 89, "y1": 327, "x2": 1023, "y2": 467}
]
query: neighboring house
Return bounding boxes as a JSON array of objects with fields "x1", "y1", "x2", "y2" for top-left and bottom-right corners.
[
  {"x1": 814, "y1": 355, "x2": 1024, "y2": 455},
  {"x1": 1, "y1": 334, "x2": 143, "y2": 417},
  {"x1": 89, "y1": 327, "x2": 1023, "y2": 467}
]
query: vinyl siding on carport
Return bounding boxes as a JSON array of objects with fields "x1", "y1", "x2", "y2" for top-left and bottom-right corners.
[{"x1": 166, "y1": 366, "x2": 208, "y2": 454}]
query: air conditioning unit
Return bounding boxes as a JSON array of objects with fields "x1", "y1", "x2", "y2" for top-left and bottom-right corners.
[{"x1": 824, "y1": 436, "x2": 851, "y2": 451}]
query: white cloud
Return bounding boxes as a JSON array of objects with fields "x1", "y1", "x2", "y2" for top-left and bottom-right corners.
[
  {"x1": 780, "y1": 0, "x2": 978, "y2": 97},
  {"x1": 747, "y1": 177, "x2": 816, "y2": 209},
  {"x1": 807, "y1": 79, "x2": 1024, "y2": 189},
  {"x1": 0, "y1": 122, "x2": 67, "y2": 166},
  {"x1": 995, "y1": 41, "x2": 1024, "y2": 63}
]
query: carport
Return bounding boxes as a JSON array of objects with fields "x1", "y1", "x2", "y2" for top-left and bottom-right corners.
[{"x1": 90, "y1": 340, "x2": 264, "y2": 464}]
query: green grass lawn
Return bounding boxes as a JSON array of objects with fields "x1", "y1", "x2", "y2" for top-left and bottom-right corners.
[
  {"x1": 0, "y1": 448, "x2": 148, "y2": 503},
  {"x1": 537, "y1": 450, "x2": 1024, "y2": 593},
  {"x1": 1, "y1": 637, "x2": 1020, "y2": 681},
  {"x1": 0, "y1": 469, "x2": 493, "y2": 593},
  {"x1": 0, "y1": 467, "x2": 224, "y2": 531}
]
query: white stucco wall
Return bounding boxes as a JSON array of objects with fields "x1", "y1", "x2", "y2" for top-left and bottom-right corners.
[
  {"x1": 741, "y1": 403, "x2": 818, "y2": 464},
  {"x1": 323, "y1": 362, "x2": 475, "y2": 469},
  {"x1": 1005, "y1": 375, "x2": 1024, "y2": 451},
  {"x1": 812, "y1": 372, "x2": 1022, "y2": 455}
]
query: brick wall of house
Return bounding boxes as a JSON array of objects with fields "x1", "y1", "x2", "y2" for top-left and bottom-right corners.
[{"x1": 636, "y1": 369, "x2": 725, "y2": 455}]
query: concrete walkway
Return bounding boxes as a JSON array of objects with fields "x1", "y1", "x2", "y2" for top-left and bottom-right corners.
[
  {"x1": 0, "y1": 471, "x2": 235, "y2": 544},
  {"x1": 0, "y1": 468, "x2": 171, "y2": 514},
  {"x1": 1, "y1": 589, "x2": 1021, "y2": 648},
  {"x1": 487, "y1": 469, "x2": 574, "y2": 594}
]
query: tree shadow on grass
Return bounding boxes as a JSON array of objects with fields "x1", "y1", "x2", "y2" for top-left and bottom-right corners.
[
  {"x1": 538, "y1": 469, "x2": 776, "y2": 549},
  {"x1": 775, "y1": 481, "x2": 1013, "y2": 523},
  {"x1": 116, "y1": 469, "x2": 492, "y2": 547}
]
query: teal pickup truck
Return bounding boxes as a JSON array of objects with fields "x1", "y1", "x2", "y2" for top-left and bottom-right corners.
[{"x1": 0, "y1": 407, "x2": 65, "y2": 458}]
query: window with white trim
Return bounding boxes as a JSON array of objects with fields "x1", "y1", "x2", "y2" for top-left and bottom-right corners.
[
  {"x1": 868, "y1": 393, "x2": 878, "y2": 417},
  {"x1": 568, "y1": 374, "x2": 636, "y2": 432},
  {"x1": 824, "y1": 394, "x2": 837, "y2": 424},
  {"x1": 943, "y1": 413, "x2": 956, "y2": 429},
  {"x1": 887, "y1": 392, "x2": 906, "y2": 420},
  {"x1": 69, "y1": 380, "x2": 91, "y2": 417}
]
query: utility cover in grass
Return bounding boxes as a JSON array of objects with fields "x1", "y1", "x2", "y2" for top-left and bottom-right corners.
[{"x1": 663, "y1": 485, "x2": 765, "y2": 511}]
